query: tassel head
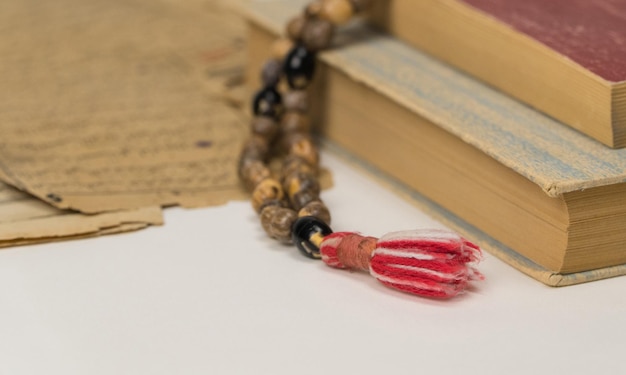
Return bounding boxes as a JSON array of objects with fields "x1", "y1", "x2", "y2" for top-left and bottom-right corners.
[
  {"x1": 371, "y1": 229, "x2": 483, "y2": 298},
  {"x1": 320, "y1": 229, "x2": 483, "y2": 299}
]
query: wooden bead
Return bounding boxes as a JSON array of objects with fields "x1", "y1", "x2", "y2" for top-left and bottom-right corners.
[
  {"x1": 281, "y1": 111, "x2": 310, "y2": 134},
  {"x1": 320, "y1": 0, "x2": 354, "y2": 25},
  {"x1": 252, "y1": 178, "x2": 285, "y2": 213},
  {"x1": 240, "y1": 134, "x2": 270, "y2": 161},
  {"x1": 281, "y1": 155, "x2": 317, "y2": 182},
  {"x1": 292, "y1": 188, "x2": 321, "y2": 211},
  {"x1": 260, "y1": 206, "x2": 298, "y2": 243},
  {"x1": 286, "y1": 14, "x2": 307, "y2": 41},
  {"x1": 261, "y1": 59, "x2": 282, "y2": 87},
  {"x1": 285, "y1": 133, "x2": 319, "y2": 165},
  {"x1": 349, "y1": 0, "x2": 373, "y2": 12},
  {"x1": 284, "y1": 172, "x2": 321, "y2": 210},
  {"x1": 298, "y1": 200, "x2": 331, "y2": 225},
  {"x1": 272, "y1": 38, "x2": 294, "y2": 61},
  {"x1": 301, "y1": 18, "x2": 335, "y2": 51},
  {"x1": 251, "y1": 116, "x2": 279, "y2": 140},
  {"x1": 284, "y1": 172, "x2": 321, "y2": 197},
  {"x1": 239, "y1": 159, "x2": 271, "y2": 191},
  {"x1": 283, "y1": 90, "x2": 308, "y2": 113},
  {"x1": 280, "y1": 131, "x2": 299, "y2": 152},
  {"x1": 258, "y1": 198, "x2": 287, "y2": 213},
  {"x1": 260, "y1": 206, "x2": 279, "y2": 230},
  {"x1": 305, "y1": 0, "x2": 324, "y2": 17}
]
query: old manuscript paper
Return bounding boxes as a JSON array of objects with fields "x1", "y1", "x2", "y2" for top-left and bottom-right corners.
[
  {"x1": 0, "y1": 182, "x2": 162, "y2": 247},
  {"x1": 0, "y1": 0, "x2": 249, "y2": 214},
  {"x1": 0, "y1": 0, "x2": 251, "y2": 246}
]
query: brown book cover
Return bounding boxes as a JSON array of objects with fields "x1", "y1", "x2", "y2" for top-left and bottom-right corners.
[{"x1": 461, "y1": 0, "x2": 626, "y2": 82}]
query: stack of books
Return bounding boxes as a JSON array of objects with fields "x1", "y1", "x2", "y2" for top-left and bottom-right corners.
[{"x1": 237, "y1": 0, "x2": 626, "y2": 286}]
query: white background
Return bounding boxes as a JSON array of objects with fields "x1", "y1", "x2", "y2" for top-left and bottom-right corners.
[{"x1": 1, "y1": 151, "x2": 624, "y2": 375}]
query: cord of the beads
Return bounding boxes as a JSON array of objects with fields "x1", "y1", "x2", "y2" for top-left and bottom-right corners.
[
  {"x1": 239, "y1": 1, "x2": 484, "y2": 299},
  {"x1": 239, "y1": 0, "x2": 371, "y2": 246}
]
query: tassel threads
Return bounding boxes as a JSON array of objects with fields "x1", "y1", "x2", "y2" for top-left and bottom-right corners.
[{"x1": 320, "y1": 229, "x2": 483, "y2": 298}]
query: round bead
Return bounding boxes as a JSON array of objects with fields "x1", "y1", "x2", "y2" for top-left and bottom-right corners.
[
  {"x1": 252, "y1": 86, "x2": 282, "y2": 117},
  {"x1": 284, "y1": 134, "x2": 319, "y2": 166},
  {"x1": 281, "y1": 155, "x2": 317, "y2": 180},
  {"x1": 261, "y1": 206, "x2": 298, "y2": 243},
  {"x1": 251, "y1": 116, "x2": 279, "y2": 140},
  {"x1": 298, "y1": 200, "x2": 331, "y2": 225},
  {"x1": 261, "y1": 59, "x2": 283, "y2": 87},
  {"x1": 320, "y1": 0, "x2": 355, "y2": 25},
  {"x1": 238, "y1": 159, "x2": 271, "y2": 191},
  {"x1": 281, "y1": 111, "x2": 310, "y2": 134},
  {"x1": 302, "y1": 18, "x2": 335, "y2": 51},
  {"x1": 286, "y1": 14, "x2": 307, "y2": 41},
  {"x1": 240, "y1": 134, "x2": 270, "y2": 161},
  {"x1": 284, "y1": 172, "x2": 319, "y2": 197},
  {"x1": 284, "y1": 45, "x2": 316, "y2": 90},
  {"x1": 291, "y1": 188, "x2": 320, "y2": 211},
  {"x1": 252, "y1": 178, "x2": 285, "y2": 213},
  {"x1": 305, "y1": 0, "x2": 324, "y2": 17},
  {"x1": 283, "y1": 90, "x2": 308, "y2": 113},
  {"x1": 258, "y1": 198, "x2": 287, "y2": 213},
  {"x1": 284, "y1": 172, "x2": 321, "y2": 210},
  {"x1": 291, "y1": 216, "x2": 333, "y2": 259}
]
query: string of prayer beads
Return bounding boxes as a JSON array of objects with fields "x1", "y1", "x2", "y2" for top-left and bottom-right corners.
[{"x1": 238, "y1": 0, "x2": 483, "y2": 299}]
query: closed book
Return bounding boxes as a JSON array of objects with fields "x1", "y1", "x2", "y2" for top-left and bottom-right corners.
[
  {"x1": 238, "y1": 0, "x2": 626, "y2": 286},
  {"x1": 367, "y1": 0, "x2": 626, "y2": 148}
]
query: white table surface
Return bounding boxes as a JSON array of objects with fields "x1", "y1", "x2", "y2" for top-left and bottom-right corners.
[{"x1": 1, "y1": 151, "x2": 624, "y2": 375}]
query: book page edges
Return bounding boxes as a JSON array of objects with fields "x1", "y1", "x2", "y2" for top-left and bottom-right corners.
[
  {"x1": 324, "y1": 57, "x2": 625, "y2": 198},
  {"x1": 324, "y1": 141, "x2": 625, "y2": 287}
]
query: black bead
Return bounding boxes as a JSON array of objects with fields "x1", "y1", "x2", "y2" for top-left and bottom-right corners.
[
  {"x1": 252, "y1": 86, "x2": 282, "y2": 117},
  {"x1": 284, "y1": 45, "x2": 316, "y2": 90},
  {"x1": 291, "y1": 216, "x2": 333, "y2": 259}
]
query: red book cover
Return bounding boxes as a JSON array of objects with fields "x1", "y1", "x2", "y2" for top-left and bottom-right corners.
[{"x1": 461, "y1": 0, "x2": 626, "y2": 82}]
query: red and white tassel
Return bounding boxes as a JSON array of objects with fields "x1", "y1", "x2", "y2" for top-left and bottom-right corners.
[{"x1": 320, "y1": 229, "x2": 483, "y2": 298}]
